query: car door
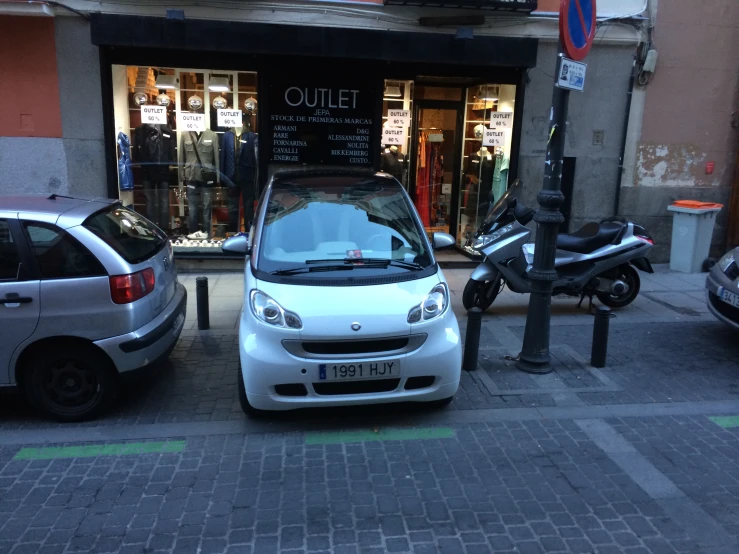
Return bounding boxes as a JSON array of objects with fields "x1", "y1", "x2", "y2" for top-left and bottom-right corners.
[{"x1": 0, "y1": 216, "x2": 40, "y2": 385}]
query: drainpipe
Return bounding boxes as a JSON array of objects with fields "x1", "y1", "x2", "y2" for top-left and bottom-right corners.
[{"x1": 614, "y1": 56, "x2": 637, "y2": 216}]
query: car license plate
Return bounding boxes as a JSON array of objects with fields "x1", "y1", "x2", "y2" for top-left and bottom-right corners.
[
  {"x1": 319, "y1": 361, "x2": 399, "y2": 381},
  {"x1": 719, "y1": 287, "x2": 739, "y2": 308},
  {"x1": 172, "y1": 313, "x2": 185, "y2": 336}
]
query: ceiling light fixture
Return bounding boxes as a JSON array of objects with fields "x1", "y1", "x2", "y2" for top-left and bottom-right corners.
[
  {"x1": 155, "y1": 74, "x2": 177, "y2": 90},
  {"x1": 209, "y1": 76, "x2": 230, "y2": 92},
  {"x1": 384, "y1": 83, "x2": 402, "y2": 98}
]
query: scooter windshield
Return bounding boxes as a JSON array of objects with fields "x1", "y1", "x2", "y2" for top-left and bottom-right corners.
[{"x1": 482, "y1": 179, "x2": 523, "y2": 226}]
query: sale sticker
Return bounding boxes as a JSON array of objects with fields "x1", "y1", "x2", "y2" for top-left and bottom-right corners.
[
  {"x1": 217, "y1": 109, "x2": 242, "y2": 128},
  {"x1": 490, "y1": 111, "x2": 514, "y2": 130},
  {"x1": 387, "y1": 109, "x2": 410, "y2": 128},
  {"x1": 382, "y1": 127, "x2": 407, "y2": 146},
  {"x1": 483, "y1": 129, "x2": 506, "y2": 147},
  {"x1": 140, "y1": 106, "x2": 167, "y2": 125},
  {"x1": 177, "y1": 112, "x2": 205, "y2": 133}
]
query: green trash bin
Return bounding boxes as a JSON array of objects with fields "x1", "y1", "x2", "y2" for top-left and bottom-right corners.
[{"x1": 667, "y1": 200, "x2": 723, "y2": 273}]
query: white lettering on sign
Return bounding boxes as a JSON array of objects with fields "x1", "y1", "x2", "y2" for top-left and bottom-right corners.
[
  {"x1": 483, "y1": 129, "x2": 506, "y2": 147},
  {"x1": 557, "y1": 57, "x2": 587, "y2": 92},
  {"x1": 382, "y1": 127, "x2": 407, "y2": 146},
  {"x1": 141, "y1": 106, "x2": 167, "y2": 125},
  {"x1": 284, "y1": 87, "x2": 360, "y2": 109},
  {"x1": 387, "y1": 109, "x2": 411, "y2": 128},
  {"x1": 177, "y1": 112, "x2": 205, "y2": 132},
  {"x1": 490, "y1": 112, "x2": 514, "y2": 130},
  {"x1": 217, "y1": 109, "x2": 242, "y2": 128}
]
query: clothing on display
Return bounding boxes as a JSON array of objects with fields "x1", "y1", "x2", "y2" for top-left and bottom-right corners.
[
  {"x1": 179, "y1": 129, "x2": 220, "y2": 184},
  {"x1": 186, "y1": 181, "x2": 213, "y2": 239},
  {"x1": 116, "y1": 132, "x2": 134, "y2": 191},
  {"x1": 492, "y1": 150, "x2": 510, "y2": 204},
  {"x1": 220, "y1": 130, "x2": 237, "y2": 181},
  {"x1": 415, "y1": 131, "x2": 444, "y2": 228},
  {"x1": 231, "y1": 130, "x2": 258, "y2": 232},
  {"x1": 144, "y1": 183, "x2": 169, "y2": 231},
  {"x1": 132, "y1": 123, "x2": 176, "y2": 182},
  {"x1": 380, "y1": 147, "x2": 405, "y2": 182},
  {"x1": 462, "y1": 148, "x2": 495, "y2": 219}
]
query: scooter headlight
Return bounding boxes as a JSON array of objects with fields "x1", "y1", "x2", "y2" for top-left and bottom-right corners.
[
  {"x1": 250, "y1": 290, "x2": 302, "y2": 329},
  {"x1": 408, "y1": 283, "x2": 449, "y2": 323},
  {"x1": 472, "y1": 224, "x2": 515, "y2": 250}
]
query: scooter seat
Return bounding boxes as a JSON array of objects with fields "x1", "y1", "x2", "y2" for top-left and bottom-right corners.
[{"x1": 556, "y1": 222, "x2": 624, "y2": 254}]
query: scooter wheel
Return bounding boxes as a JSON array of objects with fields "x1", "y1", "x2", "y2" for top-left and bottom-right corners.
[
  {"x1": 463, "y1": 278, "x2": 501, "y2": 311},
  {"x1": 596, "y1": 265, "x2": 640, "y2": 308}
]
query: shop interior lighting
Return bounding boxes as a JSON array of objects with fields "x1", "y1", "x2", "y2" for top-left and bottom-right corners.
[
  {"x1": 384, "y1": 83, "x2": 402, "y2": 97},
  {"x1": 477, "y1": 85, "x2": 499, "y2": 102},
  {"x1": 208, "y1": 76, "x2": 231, "y2": 92},
  {"x1": 155, "y1": 74, "x2": 177, "y2": 90}
]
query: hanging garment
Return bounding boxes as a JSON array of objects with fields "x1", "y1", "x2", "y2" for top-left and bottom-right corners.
[
  {"x1": 492, "y1": 154, "x2": 508, "y2": 204},
  {"x1": 117, "y1": 132, "x2": 134, "y2": 191},
  {"x1": 415, "y1": 133, "x2": 430, "y2": 227},
  {"x1": 220, "y1": 130, "x2": 237, "y2": 182},
  {"x1": 179, "y1": 129, "x2": 220, "y2": 184},
  {"x1": 380, "y1": 149, "x2": 405, "y2": 182},
  {"x1": 133, "y1": 124, "x2": 176, "y2": 182},
  {"x1": 238, "y1": 131, "x2": 258, "y2": 185}
]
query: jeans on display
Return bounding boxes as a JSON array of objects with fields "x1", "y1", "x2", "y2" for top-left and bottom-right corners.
[
  {"x1": 143, "y1": 181, "x2": 170, "y2": 231},
  {"x1": 227, "y1": 180, "x2": 256, "y2": 233},
  {"x1": 186, "y1": 181, "x2": 213, "y2": 238}
]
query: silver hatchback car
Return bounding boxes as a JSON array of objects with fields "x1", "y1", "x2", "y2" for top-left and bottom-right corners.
[{"x1": 0, "y1": 195, "x2": 186, "y2": 421}]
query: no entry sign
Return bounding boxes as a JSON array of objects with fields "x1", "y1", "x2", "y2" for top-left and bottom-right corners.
[{"x1": 560, "y1": 0, "x2": 597, "y2": 61}]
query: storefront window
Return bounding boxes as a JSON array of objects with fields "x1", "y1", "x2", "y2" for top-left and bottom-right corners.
[
  {"x1": 113, "y1": 65, "x2": 258, "y2": 254},
  {"x1": 458, "y1": 84, "x2": 516, "y2": 252},
  {"x1": 380, "y1": 80, "x2": 413, "y2": 188}
]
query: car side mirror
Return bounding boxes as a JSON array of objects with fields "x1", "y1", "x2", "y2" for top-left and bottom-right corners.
[
  {"x1": 221, "y1": 234, "x2": 251, "y2": 256},
  {"x1": 432, "y1": 232, "x2": 455, "y2": 250}
]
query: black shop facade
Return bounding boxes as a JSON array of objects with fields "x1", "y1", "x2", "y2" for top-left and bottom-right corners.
[{"x1": 92, "y1": 14, "x2": 538, "y2": 257}]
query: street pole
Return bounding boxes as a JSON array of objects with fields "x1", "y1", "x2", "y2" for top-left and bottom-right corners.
[{"x1": 517, "y1": 51, "x2": 571, "y2": 374}]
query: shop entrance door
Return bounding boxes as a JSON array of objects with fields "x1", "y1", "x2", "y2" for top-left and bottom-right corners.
[{"x1": 410, "y1": 102, "x2": 463, "y2": 239}]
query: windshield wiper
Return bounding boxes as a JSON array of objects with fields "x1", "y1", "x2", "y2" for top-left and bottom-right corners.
[
  {"x1": 305, "y1": 258, "x2": 425, "y2": 270},
  {"x1": 271, "y1": 264, "x2": 355, "y2": 276}
]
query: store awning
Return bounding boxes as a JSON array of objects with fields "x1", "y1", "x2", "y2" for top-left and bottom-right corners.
[{"x1": 90, "y1": 14, "x2": 538, "y2": 69}]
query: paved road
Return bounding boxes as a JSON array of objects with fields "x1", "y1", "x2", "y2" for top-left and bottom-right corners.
[{"x1": 2, "y1": 266, "x2": 739, "y2": 553}]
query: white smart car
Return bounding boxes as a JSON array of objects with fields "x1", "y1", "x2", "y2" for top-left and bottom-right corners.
[{"x1": 222, "y1": 169, "x2": 462, "y2": 415}]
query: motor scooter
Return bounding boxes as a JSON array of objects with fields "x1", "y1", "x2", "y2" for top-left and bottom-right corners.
[{"x1": 463, "y1": 179, "x2": 655, "y2": 311}]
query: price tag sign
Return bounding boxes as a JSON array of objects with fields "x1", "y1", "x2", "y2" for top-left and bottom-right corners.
[
  {"x1": 177, "y1": 113, "x2": 206, "y2": 132},
  {"x1": 490, "y1": 112, "x2": 514, "y2": 130},
  {"x1": 217, "y1": 109, "x2": 242, "y2": 128},
  {"x1": 483, "y1": 129, "x2": 506, "y2": 147},
  {"x1": 140, "y1": 106, "x2": 167, "y2": 125},
  {"x1": 382, "y1": 127, "x2": 407, "y2": 146},
  {"x1": 387, "y1": 109, "x2": 411, "y2": 128}
]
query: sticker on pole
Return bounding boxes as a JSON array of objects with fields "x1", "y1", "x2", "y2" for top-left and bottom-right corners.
[
  {"x1": 560, "y1": 0, "x2": 597, "y2": 61},
  {"x1": 557, "y1": 57, "x2": 587, "y2": 91}
]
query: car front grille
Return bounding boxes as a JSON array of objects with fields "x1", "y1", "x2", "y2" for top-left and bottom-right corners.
[
  {"x1": 302, "y1": 338, "x2": 409, "y2": 355},
  {"x1": 313, "y1": 379, "x2": 400, "y2": 396},
  {"x1": 708, "y1": 291, "x2": 739, "y2": 321}
]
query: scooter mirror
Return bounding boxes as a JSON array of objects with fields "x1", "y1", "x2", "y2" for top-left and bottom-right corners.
[{"x1": 432, "y1": 232, "x2": 455, "y2": 250}]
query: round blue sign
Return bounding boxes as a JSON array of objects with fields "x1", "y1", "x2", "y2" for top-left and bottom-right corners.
[{"x1": 560, "y1": 0, "x2": 597, "y2": 61}]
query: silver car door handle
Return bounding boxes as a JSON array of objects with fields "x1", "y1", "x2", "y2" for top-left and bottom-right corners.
[{"x1": 2, "y1": 294, "x2": 33, "y2": 307}]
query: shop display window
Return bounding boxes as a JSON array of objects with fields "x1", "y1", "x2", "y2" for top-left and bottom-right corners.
[
  {"x1": 113, "y1": 66, "x2": 259, "y2": 254},
  {"x1": 380, "y1": 80, "x2": 413, "y2": 188},
  {"x1": 458, "y1": 84, "x2": 516, "y2": 253}
]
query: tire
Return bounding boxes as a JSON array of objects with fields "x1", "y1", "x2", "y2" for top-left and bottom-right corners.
[
  {"x1": 24, "y1": 344, "x2": 119, "y2": 422},
  {"x1": 462, "y1": 276, "x2": 502, "y2": 311},
  {"x1": 430, "y1": 395, "x2": 454, "y2": 408},
  {"x1": 596, "y1": 265, "x2": 641, "y2": 308},
  {"x1": 237, "y1": 362, "x2": 267, "y2": 418}
]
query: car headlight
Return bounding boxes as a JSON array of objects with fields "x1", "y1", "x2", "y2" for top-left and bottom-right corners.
[
  {"x1": 718, "y1": 251, "x2": 735, "y2": 273},
  {"x1": 408, "y1": 283, "x2": 449, "y2": 323},
  {"x1": 472, "y1": 224, "x2": 515, "y2": 250},
  {"x1": 250, "y1": 290, "x2": 302, "y2": 329}
]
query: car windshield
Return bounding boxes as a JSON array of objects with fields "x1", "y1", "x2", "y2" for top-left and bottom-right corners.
[{"x1": 256, "y1": 176, "x2": 432, "y2": 276}]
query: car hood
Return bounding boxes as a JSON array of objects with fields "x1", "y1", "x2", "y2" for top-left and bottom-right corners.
[{"x1": 255, "y1": 274, "x2": 442, "y2": 340}]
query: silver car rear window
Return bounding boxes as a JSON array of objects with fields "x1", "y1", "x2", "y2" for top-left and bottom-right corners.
[{"x1": 83, "y1": 206, "x2": 166, "y2": 265}]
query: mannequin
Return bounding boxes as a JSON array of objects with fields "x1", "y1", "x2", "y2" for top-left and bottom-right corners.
[
  {"x1": 380, "y1": 145, "x2": 405, "y2": 182},
  {"x1": 179, "y1": 94, "x2": 220, "y2": 240},
  {"x1": 132, "y1": 93, "x2": 176, "y2": 231}
]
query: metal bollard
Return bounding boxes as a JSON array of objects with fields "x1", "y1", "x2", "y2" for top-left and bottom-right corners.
[
  {"x1": 462, "y1": 308, "x2": 483, "y2": 372},
  {"x1": 196, "y1": 276, "x2": 210, "y2": 330},
  {"x1": 591, "y1": 305, "x2": 611, "y2": 368}
]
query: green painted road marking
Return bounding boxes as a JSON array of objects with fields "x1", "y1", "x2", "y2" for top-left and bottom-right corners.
[
  {"x1": 305, "y1": 427, "x2": 454, "y2": 445},
  {"x1": 13, "y1": 440, "x2": 186, "y2": 460},
  {"x1": 709, "y1": 416, "x2": 739, "y2": 429}
]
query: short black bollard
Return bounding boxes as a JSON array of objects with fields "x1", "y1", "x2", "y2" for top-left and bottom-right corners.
[
  {"x1": 462, "y1": 308, "x2": 483, "y2": 372},
  {"x1": 196, "y1": 276, "x2": 210, "y2": 330},
  {"x1": 591, "y1": 305, "x2": 611, "y2": 368}
]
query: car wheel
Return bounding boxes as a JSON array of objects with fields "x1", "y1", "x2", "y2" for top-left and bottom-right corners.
[
  {"x1": 596, "y1": 265, "x2": 641, "y2": 308},
  {"x1": 431, "y1": 396, "x2": 454, "y2": 408},
  {"x1": 238, "y1": 362, "x2": 267, "y2": 418},
  {"x1": 24, "y1": 344, "x2": 119, "y2": 422}
]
